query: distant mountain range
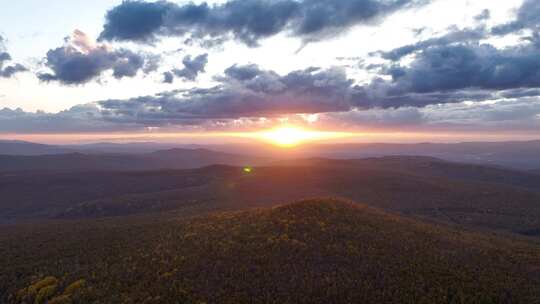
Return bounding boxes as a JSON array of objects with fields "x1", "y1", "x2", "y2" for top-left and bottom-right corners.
[
  {"x1": 209, "y1": 140, "x2": 540, "y2": 170},
  {"x1": 0, "y1": 148, "x2": 266, "y2": 172},
  {"x1": 0, "y1": 140, "x2": 74, "y2": 155},
  {"x1": 2, "y1": 139, "x2": 540, "y2": 170}
]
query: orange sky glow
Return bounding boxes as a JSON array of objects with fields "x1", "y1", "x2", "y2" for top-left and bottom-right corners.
[{"x1": 2, "y1": 127, "x2": 540, "y2": 146}]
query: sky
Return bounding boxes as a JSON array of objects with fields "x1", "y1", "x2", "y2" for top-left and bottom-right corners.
[{"x1": 1, "y1": 0, "x2": 539, "y2": 144}]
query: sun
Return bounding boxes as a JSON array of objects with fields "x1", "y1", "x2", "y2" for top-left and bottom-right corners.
[{"x1": 256, "y1": 126, "x2": 351, "y2": 147}]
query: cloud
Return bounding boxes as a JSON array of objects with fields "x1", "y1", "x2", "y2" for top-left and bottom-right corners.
[
  {"x1": 99, "y1": 65, "x2": 355, "y2": 124},
  {"x1": 0, "y1": 104, "x2": 141, "y2": 133},
  {"x1": 0, "y1": 35, "x2": 28, "y2": 78},
  {"x1": 362, "y1": 38, "x2": 540, "y2": 108},
  {"x1": 38, "y1": 30, "x2": 159, "y2": 85},
  {"x1": 96, "y1": 60, "x2": 523, "y2": 127},
  {"x1": 421, "y1": 98, "x2": 540, "y2": 132},
  {"x1": 38, "y1": 55, "x2": 538, "y2": 130},
  {"x1": 223, "y1": 63, "x2": 263, "y2": 80},
  {"x1": 163, "y1": 71, "x2": 174, "y2": 84},
  {"x1": 5, "y1": 96, "x2": 540, "y2": 134},
  {"x1": 376, "y1": 26, "x2": 486, "y2": 61},
  {"x1": 491, "y1": 0, "x2": 540, "y2": 36},
  {"x1": 0, "y1": 63, "x2": 27, "y2": 78},
  {"x1": 395, "y1": 42, "x2": 540, "y2": 91},
  {"x1": 474, "y1": 9, "x2": 490, "y2": 22},
  {"x1": 318, "y1": 107, "x2": 425, "y2": 130},
  {"x1": 99, "y1": 0, "x2": 429, "y2": 46},
  {"x1": 164, "y1": 53, "x2": 208, "y2": 83}
]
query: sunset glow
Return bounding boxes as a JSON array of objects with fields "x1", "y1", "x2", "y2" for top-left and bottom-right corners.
[{"x1": 256, "y1": 126, "x2": 353, "y2": 147}]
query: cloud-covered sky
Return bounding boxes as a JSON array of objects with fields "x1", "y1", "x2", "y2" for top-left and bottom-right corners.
[{"x1": 1, "y1": 0, "x2": 539, "y2": 141}]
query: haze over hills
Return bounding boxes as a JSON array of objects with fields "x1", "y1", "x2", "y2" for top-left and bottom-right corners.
[
  {"x1": 2, "y1": 199, "x2": 540, "y2": 303},
  {"x1": 205, "y1": 140, "x2": 540, "y2": 170},
  {"x1": 3, "y1": 139, "x2": 540, "y2": 170},
  {"x1": 0, "y1": 140, "x2": 74, "y2": 156},
  {"x1": 2, "y1": 156, "x2": 540, "y2": 238},
  {"x1": 65, "y1": 142, "x2": 193, "y2": 154},
  {"x1": 0, "y1": 148, "x2": 266, "y2": 172}
]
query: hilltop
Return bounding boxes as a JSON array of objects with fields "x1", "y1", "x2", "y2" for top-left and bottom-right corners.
[{"x1": 2, "y1": 199, "x2": 539, "y2": 303}]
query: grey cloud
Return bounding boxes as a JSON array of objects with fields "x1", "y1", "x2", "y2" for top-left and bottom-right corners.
[
  {"x1": 99, "y1": 0, "x2": 430, "y2": 46},
  {"x1": 362, "y1": 40, "x2": 540, "y2": 108},
  {"x1": 0, "y1": 36, "x2": 28, "y2": 78},
  {"x1": 0, "y1": 104, "x2": 140, "y2": 133},
  {"x1": 5, "y1": 97, "x2": 540, "y2": 134},
  {"x1": 38, "y1": 30, "x2": 159, "y2": 85},
  {"x1": 166, "y1": 53, "x2": 208, "y2": 82},
  {"x1": 319, "y1": 107, "x2": 425, "y2": 129},
  {"x1": 0, "y1": 52, "x2": 11, "y2": 63},
  {"x1": 492, "y1": 0, "x2": 540, "y2": 36},
  {"x1": 163, "y1": 71, "x2": 174, "y2": 83},
  {"x1": 474, "y1": 9, "x2": 490, "y2": 22},
  {"x1": 377, "y1": 26, "x2": 486, "y2": 61},
  {"x1": 316, "y1": 98, "x2": 540, "y2": 133},
  {"x1": 422, "y1": 98, "x2": 540, "y2": 132},
  {"x1": 1, "y1": 64, "x2": 28, "y2": 78},
  {"x1": 500, "y1": 88, "x2": 540, "y2": 99},
  {"x1": 96, "y1": 60, "x2": 509, "y2": 128},
  {"x1": 224, "y1": 64, "x2": 262, "y2": 81},
  {"x1": 100, "y1": 65, "x2": 355, "y2": 123}
]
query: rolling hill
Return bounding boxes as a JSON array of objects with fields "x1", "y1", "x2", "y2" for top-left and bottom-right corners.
[
  {"x1": 2, "y1": 199, "x2": 539, "y2": 303},
  {"x1": 2, "y1": 157, "x2": 540, "y2": 238}
]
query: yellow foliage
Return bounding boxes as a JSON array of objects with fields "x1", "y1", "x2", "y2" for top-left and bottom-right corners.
[
  {"x1": 16, "y1": 288, "x2": 29, "y2": 301},
  {"x1": 30, "y1": 276, "x2": 58, "y2": 293},
  {"x1": 48, "y1": 295, "x2": 72, "y2": 304},
  {"x1": 34, "y1": 284, "x2": 57, "y2": 304},
  {"x1": 63, "y1": 279, "x2": 86, "y2": 295}
]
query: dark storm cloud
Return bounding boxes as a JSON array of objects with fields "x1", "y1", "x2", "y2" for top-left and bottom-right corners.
[
  {"x1": 99, "y1": 0, "x2": 429, "y2": 46},
  {"x1": 165, "y1": 53, "x2": 208, "y2": 82},
  {"x1": 491, "y1": 0, "x2": 540, "y2": 36},
  {"x1": 38, "y1": 30, "x2": 160, "y2": 85}
]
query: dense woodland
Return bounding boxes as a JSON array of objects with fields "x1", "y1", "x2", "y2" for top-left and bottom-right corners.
[{"x1": 2, "y1": 199, "x2": 540, "y2": 303}]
